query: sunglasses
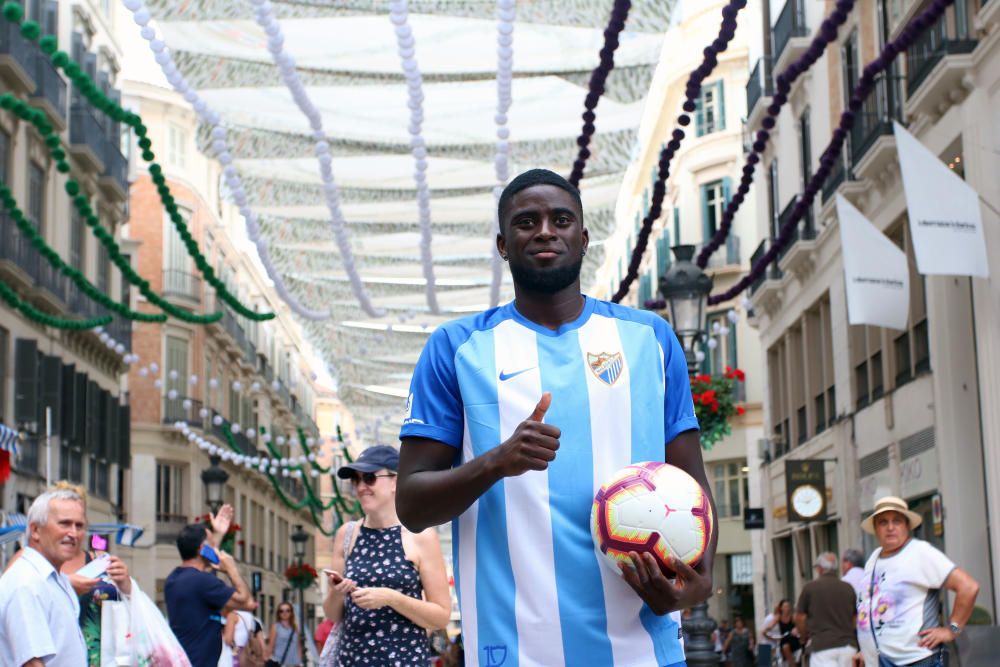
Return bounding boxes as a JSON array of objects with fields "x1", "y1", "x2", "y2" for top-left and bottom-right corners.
[{"x1": 349, "y1": 472, "x2": 396, "y2": 486}]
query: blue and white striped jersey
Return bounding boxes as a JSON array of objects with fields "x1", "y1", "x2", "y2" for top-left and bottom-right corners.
[{"x1": 400, "y1": 297, "x2": 699, "y2": 667}]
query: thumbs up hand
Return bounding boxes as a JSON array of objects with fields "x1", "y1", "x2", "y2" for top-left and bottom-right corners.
[{"x1": 489, "y1": 392, "x2": 561, "y2": 478}]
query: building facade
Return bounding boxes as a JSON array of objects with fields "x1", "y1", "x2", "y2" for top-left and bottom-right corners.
[
  {"x1": 595, "y1": 0, "x2": 769, "y2": 627},
  {"x1": 122, "y1": 79, "x2": 331, "y2": 627},
  {"x1": 748, "y1": 0, "x2": 998, "y2": 628},
  {"x1": 0, "y1": 0, "x2": 131, "y2": 544}
]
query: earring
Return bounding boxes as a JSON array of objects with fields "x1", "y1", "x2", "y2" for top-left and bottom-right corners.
[
  {"x1": 501, "y1": 254, "x2": 508, "y2": 261},
  {"x1": 582, "y1": 249, "x2": 587, "y2": 257}
]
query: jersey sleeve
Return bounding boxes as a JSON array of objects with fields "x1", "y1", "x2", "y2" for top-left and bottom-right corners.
[
  {"x1": 399, "y1": 327, "x2": 464, "y2": 448},
  {"x1": 658, "y1": 320, "x2": 700, "y2": 444},
  {"x1": 913, "y1": 540, "x2": 957, "y2": 589}
]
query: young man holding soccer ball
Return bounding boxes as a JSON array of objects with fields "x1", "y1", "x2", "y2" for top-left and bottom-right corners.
[{"x1": 397, "y1": 169, "x2": 718, "y2": 667}]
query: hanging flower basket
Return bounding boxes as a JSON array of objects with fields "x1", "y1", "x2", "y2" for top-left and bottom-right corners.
[
  {"x1": 285, "y1": 563, "x2": 319, "y2": 590},
  {"x1": 691, "y1": 367, "x2": 746, "y2": 449}
]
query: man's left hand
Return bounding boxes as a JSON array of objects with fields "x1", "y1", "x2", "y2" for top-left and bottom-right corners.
[
  {"x1": 618, "y1": 552, "x2": 712, "y2": 615},
  {"x1": 918, "y1": 627, "x2": 956, "y2": 648},
  {"x1": 210, "y1": 504, "x2": 234, "y2": 540},
  {"x1": 351, "y1": 587, "x2": 399, "y2": 611}
]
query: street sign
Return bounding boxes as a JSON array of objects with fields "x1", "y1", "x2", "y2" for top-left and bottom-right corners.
[
  {"x1": 744, "y1": 507, "x2": 765, "y2": 530},
  {"x1": 252, "y1": 571, "x2": 262, "y2": 593}
]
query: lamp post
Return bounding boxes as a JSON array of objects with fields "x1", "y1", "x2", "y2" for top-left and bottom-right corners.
[
  {"x1": 200, "y1": 455, "x2": 229, "y2": 514},
  {"x1": 291, "y1": 524, "x2": 309, "y2": 665},
  {"x1": 658, "y1": 244, "x2": 714, "y2": 375},
  {"x1": 658, "y1": 244, "x2": 718, "y2": 666}
]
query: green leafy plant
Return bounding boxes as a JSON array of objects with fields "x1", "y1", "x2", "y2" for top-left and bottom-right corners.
[{"x1": 690, "y1": 367, "x2": 746, "y2": 449}]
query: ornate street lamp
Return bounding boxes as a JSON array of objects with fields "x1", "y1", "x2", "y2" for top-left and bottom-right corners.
[
  {"x1": 201, "y1": 455, "x2": 229, "y2": 514},
  {"x1": 291, "y1": 523, "x2": 310, "y2": 661},
  {"x1": 658, "y1": 245, "x2": 713, "y2": 375},
  {"x1": 658, "y1": 245, "x2": 717, "y2": 665}
]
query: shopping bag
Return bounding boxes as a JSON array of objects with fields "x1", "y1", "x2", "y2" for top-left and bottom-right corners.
[
  {"x1": 127, "y1": 581, "x2": 192, "y2": 667},
  {"x1": 100, "y1": 597, "x2": 133, "y2": 666}
]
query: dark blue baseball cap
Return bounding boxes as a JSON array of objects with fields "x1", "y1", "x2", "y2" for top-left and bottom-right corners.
[{"x1": 336, "y1": 445, "x2": 399, "y2": 478}]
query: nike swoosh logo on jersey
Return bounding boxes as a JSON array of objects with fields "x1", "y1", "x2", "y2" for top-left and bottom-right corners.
[{"x1": 498, "y1": 367, "x2": 535, "y2": 382}]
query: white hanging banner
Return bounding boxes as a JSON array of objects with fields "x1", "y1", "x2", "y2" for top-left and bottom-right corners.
[
  {"x1": 836, "y1": 194, "x2": 910, "y2": 330},
  {"x1": 894, "y1": 122, "x2": 990, "y2": 277}
]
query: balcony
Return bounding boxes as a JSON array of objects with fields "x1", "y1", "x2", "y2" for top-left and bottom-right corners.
[
  {"x1": 905, "y1": 3, "x2": 977, "y2": 116},
  {"x1": 0, "y1": 211, "x2": 41, "y2": 286},
  {"x1": 772, "y1": 0, "x2": 809, "y2": 73},
  {"x1": 162, "y1": 269, "x2": 202, "y2": 303},
  {"x1": 164, "y1": 396, "x2": 203, "y2": 429},
  {"x1": 696, "y1": 234, "x2": 742, "y2": 270},
  {"x1": 0, "y1": 19, "x2": 36, "y2": 93},
  {"x1": 99, "y1": 141, "x2": 128, "y2": 203},
  {"x1": 69, "y1": 102, "x2": 106, "y2": 172},
  {"x1": 745, "y1": 56, "x2": 773, "y2": 128},
  {"x1": 748, "y1": 238, "x2": 783, "y2": 297},
  {"x1": 821, "y1": 147, "x2": 852, "y2": 204},
  {"x1": 30, "y1": 52, "x2": 67, "y2": 130},
  {"x1": 107, "y1": 313, "x2": 132, "y2": 352},
  {"x1": 851, "y1": 73, "x2": 905, "y2": 180}
]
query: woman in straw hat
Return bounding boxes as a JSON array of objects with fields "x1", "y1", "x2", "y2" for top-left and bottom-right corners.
[{"x1": 851, "y1": 496, "x2": 979, "y2": 667}]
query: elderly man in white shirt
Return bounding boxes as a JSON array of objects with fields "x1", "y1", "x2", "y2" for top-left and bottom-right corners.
[
  {"x1": 841, "y1": 548, "x2": 866, "y2": 596},
  {"x1": 0, "y1": 488, "x2": 88, "y2": 666}
]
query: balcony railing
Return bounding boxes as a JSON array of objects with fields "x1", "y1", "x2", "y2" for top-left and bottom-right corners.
[
  {"x1": 746, "y1": 56, "x2": 773, "y2": 116},
  {"x1": 749, "y1": 239, "x2": 783, "y2": 296},
  {"x1": 772, "y1": 0, "x2": 808, "y2": 65},
  {"x1": 0, "y1": 19, "x2": 36, "y2": 87},
  {"x1": 69, "y1": 102, "x2": 106, "y2": 167},
  {"x1": 107, "y1": 313, "x2": 132, "y2": 351},
  {"x1": 164, "y1": 396, "x2": 203, "y2": 428},
  {"x1": 906, "y1": 6, "x2": 977, "y2": 96},
  {"x1": 0, "y1": 210, "x2": 41, "y2": 282},
  {"x1": 163, "y1": 269, "x2": 202, "y2": 301},
  {"x1": 102, "y1": 141, "x2": 128, "y2": 195},
  {"x1": 851, "y1": 73, "x2": 904, "y2": 164},
  {"x1": 821, "y1": 147, "x2": 852, "y2": 203},
  {"x1": 31, "y1": 50, "x2": 67, "y2": 124}
]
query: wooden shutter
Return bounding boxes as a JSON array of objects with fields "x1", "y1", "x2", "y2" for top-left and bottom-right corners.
[
  {"x1": 39, "y1": 354, "x2": 62, "y2": 434},
  {"x1": 13, "y1": 338, "x2": 38, "y2": 428},
  {"x1": 61, "y1": 363, "x2": 77, "y2": 440}
]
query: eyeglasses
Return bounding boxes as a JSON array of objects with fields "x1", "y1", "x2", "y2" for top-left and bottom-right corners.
[
  {"x1": 279, "y1": 608, "x2": 292, "y2": 614},
  {"x1": 349, "y1": 472, "x2": 396, "y2": 486}
]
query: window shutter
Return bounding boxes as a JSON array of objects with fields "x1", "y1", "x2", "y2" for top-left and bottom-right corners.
[
  {"x1": 700, "y1": 184, "x2": 711, "y2": 243},
  {"x1": 717, "y1": 81, "x2": 726, "y2": 131},
  {"x1": 85, "y1": 380, "x2": 99, "y2": 455},
  {"x1": 14, "y1": 338, "x2": 39, "y2": 428},
  {"x1": 39, "y1": 354, "x2": 62, "y2": 435},
  {"x1": 107, "y1": 395, "x2": 119, "y2": 466},
  {"x1": 695, "y1": 91, "x2": 705, "y2": 137},
  {"x1": 118, "y1": 402, "x2": 131, "y2": 469},
  {"x1": 74, "y1": 372, "x2": 87, "y2": 447},
  {"x1": 723, "y1": 177, "x2": 732, "y2": 204},
  {"x1": 657, "y1": 230, "x2": 671, "y2": 277},
  {"x1": 673, "y1": 208, "x2": 681, "y2": 245},
  {"x1": 61, "y1": 363, "x2": 77, "y2": 441}
]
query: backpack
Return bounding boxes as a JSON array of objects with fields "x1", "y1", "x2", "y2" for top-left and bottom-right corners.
[{"x1": 238, "y1": 616, "x2": 267, "y2": 667}]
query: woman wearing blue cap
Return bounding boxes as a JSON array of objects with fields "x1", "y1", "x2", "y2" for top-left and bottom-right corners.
[{"x1": 322, "y1": 445, "x2": 451, "y2": 666}]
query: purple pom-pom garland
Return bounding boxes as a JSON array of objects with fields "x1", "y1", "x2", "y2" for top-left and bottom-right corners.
[
  {"x1": 695, "y1": 0, "x2": 858, "y2": 269},
  {"x1": 611, "y1": 0, "x2": 748, "y2": 303},
  {"x1": 707, "y1": 0, "x2": 955, "y2": 305},
  {"x1": 568, "y1": 0, "x2": 633, "y2": 187}
]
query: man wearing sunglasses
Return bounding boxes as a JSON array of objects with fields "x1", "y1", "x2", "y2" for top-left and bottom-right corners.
[{"x1": 396, "y1": 169, "x2": 716, "y2": 667}]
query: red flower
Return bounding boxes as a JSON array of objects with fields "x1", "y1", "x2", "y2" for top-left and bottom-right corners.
[
  {"x1": 691, "y1": 392, "x2": 702, "y2": 404},
  {"x1": 710, "y1": 402, "x2": 719, "y2": 413},
  {"x1": 735, "y1": 369, "x2": 745, "y2": 381},
  {"x1": 701, "y1": 390, "x2": 716, "y2": 404},
  {"x1": 736, "y1": 406, "x2": 746, "y2": 416},
  {"x1": 696, "y1": 374, "x2": 712, "y2": 384}
]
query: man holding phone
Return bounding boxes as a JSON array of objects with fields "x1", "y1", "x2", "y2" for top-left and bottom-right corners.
[{"x1": 165, "y1": 504, "x2": 256, "y2": 666}]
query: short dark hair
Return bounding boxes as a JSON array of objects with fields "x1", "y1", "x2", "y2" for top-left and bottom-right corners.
[
  {"x1": 177, "y1": 523, "x2": 208, "y2": 560},
  {"x1": 497, "y1": 169, "x2": 583, "y2": 231}
]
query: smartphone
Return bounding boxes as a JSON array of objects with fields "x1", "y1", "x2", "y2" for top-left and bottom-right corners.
[
  {"x1": 200, "y1": 543, "x2": 220, "y2": 565},
  {"x1": 76, "y1": 553, "x2": 111, "y2": 579},
  {"x1": 90, "y1": 534, "x2": 108, "y2": 551},
  {"x1": 322, "y1": 568, "x2": 343, "y2": 583}
]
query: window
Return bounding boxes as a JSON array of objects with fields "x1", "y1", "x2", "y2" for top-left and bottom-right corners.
[
  {"x1": 70, "y1": 208, "x2": 85, "y2": 270},
  {"x1": 710, "y1": 461, "x2": 748, "y2": 519},
  {"x1": 696, "y1": 80, "x2": 725, "y2": 136},
  {"x1": 700, "y1": 179, "x2": 731, "y2": 241},
  {"x1": 59, "y1": 442, "x2": 83, "y2": 483},
  {"x1": 165, "y1": 336, "x2": 189, "y2": 419},
  {"x1": 656, "y1": 230, "x2": 671, "y2": 278},
  {"x1": 703, "y1": 311, "x2": 738, "y2": 378},
  {"x1": 164, "y1": 211, "x2": 193, "y2": 294},
  {"x1": 96, "y1": 241, "x2": 109, "y2": 295},
  {"x1": 89, "y1": 456, "x2": 109, "y2": 498},
  {"x1": 156, "y1": 462, "x2": 185, "y2": 521},
  {"x1": 28, "y1": 162, "x2": 45, "y2": 232},
  {"x1": 842, "y1": 30, "x2": 859, "y2": 113},
  {"x1": 167, "y1": 123, "x2": 187, "y2": 168},
  {"x1": 798, "y1": 108, "x2": 812, "y2": 188}
]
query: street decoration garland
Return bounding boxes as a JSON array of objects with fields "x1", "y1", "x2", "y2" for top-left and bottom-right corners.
[
  {"x1": 0, "y1": 274, "x2": 111, "y2": 329},
  {"x1": 567, "y1": 0, "x2": 632, "y2": 187},
  {"x1": 695, "y1": 0, "x2": 857, "y2": 269},
  {"x1": 708, "y1": 0, "x2": 955, "y2": 305},
  {"x1": 489, "y1": 0, "x2": 516, "y2": 308},
  {"x1": 0, "y1": 2, "x2": 271, "y2": 324},
  {"x1": 691, "y1": 367, "x2": 746, "y2": 449},
  {"x1": 388, "y1": 0, "x2": 441, "y2": 314},
  {"x1": 611, "y1": 0, "x2": 747, "y2": 303}
]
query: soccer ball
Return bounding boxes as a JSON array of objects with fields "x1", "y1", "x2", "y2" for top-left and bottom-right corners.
[{"x1": 591, "y1": 462, "x2": 714, "y2": 576}]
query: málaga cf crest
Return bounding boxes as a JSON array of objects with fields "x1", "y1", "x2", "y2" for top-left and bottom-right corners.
[{"x1": 588, "y1": 352, "x2": 624, "y2": 386}]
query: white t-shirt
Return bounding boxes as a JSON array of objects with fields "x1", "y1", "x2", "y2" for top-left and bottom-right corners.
[
  {"x1": 842, "y1": 566, "x2": 866, "y2": 596},
  {"x1": 760, "y1": 613, "x2": 779, "y2": 646},
  {"x1": 232, "y1": 610, "x2": 260, "y2": 648},
  {"x1": 856, "y1": 539, "x2": 955, "y2": 665}
]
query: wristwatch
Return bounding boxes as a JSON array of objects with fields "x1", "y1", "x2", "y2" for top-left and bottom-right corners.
[{"x1": 948, "y1": 622, "x2": 962, "y2": 637}]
